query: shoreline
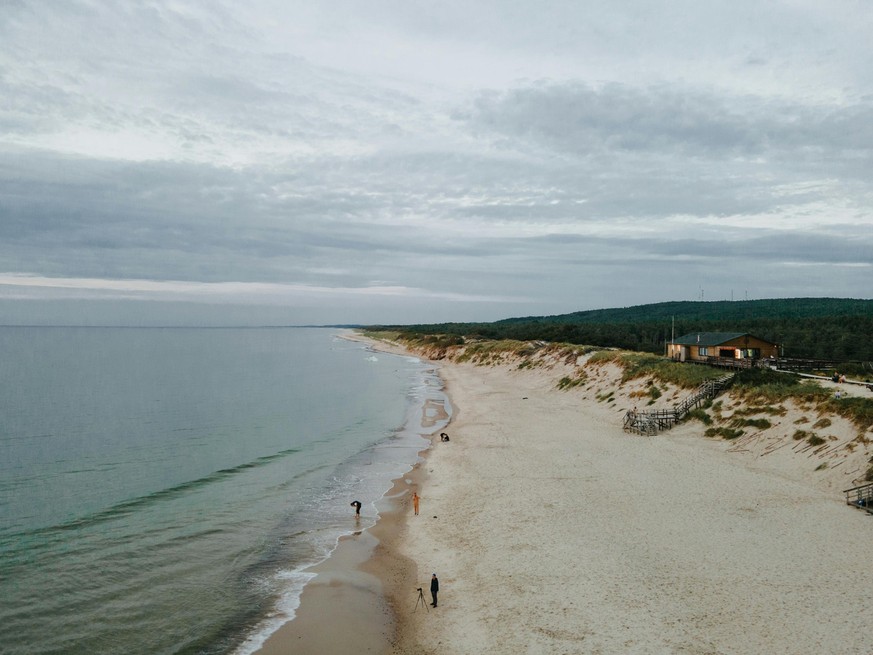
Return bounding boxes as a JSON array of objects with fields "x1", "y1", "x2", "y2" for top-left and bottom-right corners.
[
  {"x1": 255, "y1": 335, "x2": 873, "y2": 653},
  {"x1": 253, "y1": 335, "x2": 447, "y2": 654}
]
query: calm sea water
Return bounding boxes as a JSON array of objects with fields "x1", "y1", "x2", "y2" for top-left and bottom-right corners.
[{"x1": 0, "y1": 327, "x2": 446, "y2": 655}]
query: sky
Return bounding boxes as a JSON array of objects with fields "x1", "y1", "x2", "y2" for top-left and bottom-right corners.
[{"x1": 1, "y1": 1, "x2": 872, "y2": 326}]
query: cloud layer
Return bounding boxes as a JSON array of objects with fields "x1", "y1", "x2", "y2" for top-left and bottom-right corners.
[{"x1": 1, "y1": 0, "x2": 871, "y2": 324}]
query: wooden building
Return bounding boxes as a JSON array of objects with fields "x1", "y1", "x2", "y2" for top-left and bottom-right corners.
[{"x1": 667, "y1": 332, "x2": 779, "y2": 363}]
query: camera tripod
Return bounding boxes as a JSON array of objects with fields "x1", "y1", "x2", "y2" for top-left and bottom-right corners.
[{"x1": 413, "y1": 587, "x2": 429, "y2": 613}]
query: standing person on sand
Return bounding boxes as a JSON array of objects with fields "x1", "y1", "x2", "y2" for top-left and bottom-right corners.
[
  {"x1": 430, "y1": 573, "x2": 439, "y2": 607},
  {"x1": 412, "y1": 492, "x2": 420, "y2": 515}
]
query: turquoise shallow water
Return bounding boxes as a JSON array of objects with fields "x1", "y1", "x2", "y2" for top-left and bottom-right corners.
[{"x1": 0, "y1": 327, "x2": 444, "y2": 655}]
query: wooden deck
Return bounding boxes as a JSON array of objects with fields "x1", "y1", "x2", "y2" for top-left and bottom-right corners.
[{"x1": 623, "y1": 373, "x2": 735, "y2": 436}]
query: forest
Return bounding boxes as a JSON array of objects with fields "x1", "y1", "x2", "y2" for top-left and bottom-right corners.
[{"x1": 373, "y1": 298, "x2": 873, "y2": 363}]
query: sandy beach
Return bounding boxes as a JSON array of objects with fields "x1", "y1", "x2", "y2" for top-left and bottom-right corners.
[
  {"x1": 388, "y1": 348, "x2": 873, "y2": 654},
  {"x1": 259, "y1": 338, "x2": 873, "y2": 654}
]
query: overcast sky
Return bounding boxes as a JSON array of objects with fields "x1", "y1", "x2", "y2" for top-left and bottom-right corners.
[{"x1": 1, "y1": 1, "x2": 871, "y2": 326}]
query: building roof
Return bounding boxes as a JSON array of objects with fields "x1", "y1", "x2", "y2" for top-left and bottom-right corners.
[{"x1": 672, "y1": 332, "x2": 754, "y2": 347}]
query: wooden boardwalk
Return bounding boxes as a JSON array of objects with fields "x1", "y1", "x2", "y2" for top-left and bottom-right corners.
[{"x1": 623, "y1": 373, "x2": 735, "y2": 436}]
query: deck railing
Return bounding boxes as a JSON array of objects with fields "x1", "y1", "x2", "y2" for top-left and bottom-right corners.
[
  {"x1": 843, "y1": 482, "x2": 873, "y2": 514},
  {"x1": 705, "y1": 356, "x2": 755, "y2": 370}
]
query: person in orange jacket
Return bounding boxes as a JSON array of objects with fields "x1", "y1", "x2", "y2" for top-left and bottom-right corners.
[{"x1": 412, "y1": 492, "x2": 420, "y2": 515}]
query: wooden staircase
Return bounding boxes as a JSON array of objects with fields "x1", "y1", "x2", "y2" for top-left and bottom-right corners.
[{"x1": 623, "y1": 373, "x2": 735, "y2": 436}]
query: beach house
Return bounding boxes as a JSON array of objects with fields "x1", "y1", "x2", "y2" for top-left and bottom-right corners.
[{"x1": 667, "y1": 332, "x2": 779, "y2": 363}]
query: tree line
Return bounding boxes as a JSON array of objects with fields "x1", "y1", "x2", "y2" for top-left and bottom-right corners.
[{"x1": 372, "y1": 298, "x2": 873, "y2": 363}]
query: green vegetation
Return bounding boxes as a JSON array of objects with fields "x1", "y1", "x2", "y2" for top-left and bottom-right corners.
[
  {"x1": 685, "y1": 408, "x2": 713, "y2": 425},
  {"x1": 728, "y1": 372, "x2": 873, "y2": 435},
  {"x1": 588, "y1": 351, "x2": 724, "y2": 389},
  {"x1": 705, "y1": 426, "x2": 745, "y2": 439},
  {"x1": 812, "y1": 418, "x2": 832, "y2": 429},
  {"x1": 726, "y1": 369, "x2": 873, "y2": 433},
  {"x1": 361, "y1": 329, "x2": 404, "y2": 342},
  {"x1": 452, "y1": 339, "x2": 535, "y2": 364},
  {"x1": 732, "y1": 404, "x2": 786, "y2": 416},
  {"x1": 821, "y1": 396, "x2": 873, "y2": 434},
  {"x1": 732, "y1": 369, "x2": 831, "y2": 404},
  {"x1": 792, "y1": 430, "x2": 827, "y2": 447},
  {"x1": 730, "y1": 417, "x2": 772, "y2": 430},
  {"x1": 557, "y1": 375, "x2": 586, "y2": 390},
  {"x1": 374, "y1": 298, "x2": 873, "y2": 362}
]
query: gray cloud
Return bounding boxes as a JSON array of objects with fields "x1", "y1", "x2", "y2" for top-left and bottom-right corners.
[
  {"x1": 467, "y1": 82, "x2": 873, "y2": 161},
  {"x1": 0, "y1": 1, "x2": 871, "y2": 324}
]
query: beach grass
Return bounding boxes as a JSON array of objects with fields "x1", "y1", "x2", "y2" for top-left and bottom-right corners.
[
  {"x1": 732, "y1": 368, "x2": 873, "y2": 435},
  {"x1": 588, "y1": 351, "x2": 725, "y2": 388},
  {"x1": 705, "y1": 426, "x2": 745, "y2": 439}
]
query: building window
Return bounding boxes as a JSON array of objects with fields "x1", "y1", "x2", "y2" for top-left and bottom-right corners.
[
  {"x1": 699, "y1": 347, "x2": 709, "y2": 356},
  {"x1": 739, "y1": 348, "x2": 760, "y2": 359}
]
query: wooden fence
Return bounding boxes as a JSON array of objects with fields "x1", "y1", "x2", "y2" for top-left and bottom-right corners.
[{"x1": 623, "y1": 373, "x2": 735, "y2": 436}]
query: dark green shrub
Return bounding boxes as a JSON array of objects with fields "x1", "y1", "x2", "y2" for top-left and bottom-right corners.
[
  {"x1": 733, "y1": 404, "x2": 786, "y2": 417},
  {"x1": 705, "y1": 427, "x2": 744, "y2": 440},
  {"x1": 730, "y1": 417, "x2": 771, "y2": 430},
  {"x1": 686, "y1": 408, "x2": 712, "y2": 425},
  {"x1": 557, "y1": 375, "x2": 586, "y2": 390}
]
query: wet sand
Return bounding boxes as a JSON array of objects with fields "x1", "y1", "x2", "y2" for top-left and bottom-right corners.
[
  {"x1": 255, "y1": 454, "x2": 432, "y2": 655},
  {"x1": 254, "y1": 336, "x2": 441, "y2": 655}
]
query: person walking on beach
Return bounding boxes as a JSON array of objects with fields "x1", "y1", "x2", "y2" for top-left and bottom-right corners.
[
  {"x1": 430, "y1": 573, "x2": 439, "y2": 607},
  {"x1": 412, "y1": 492, "x2": 420, "y2": 515},
  {"x1": 350, "y1": 500, "x2": 362, "y2": 517}
]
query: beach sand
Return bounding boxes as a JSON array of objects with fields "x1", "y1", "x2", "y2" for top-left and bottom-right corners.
[
  {"x1": 389, "y1": 355, "x2": 873, "y2": 654},
  {"x1": 259, "y1": 339, "x2": 873, "y2": 654}
]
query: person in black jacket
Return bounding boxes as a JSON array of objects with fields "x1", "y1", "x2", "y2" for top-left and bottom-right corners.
[{"x1": 430, "y1": 573, "x2": 439, "y2": 607}]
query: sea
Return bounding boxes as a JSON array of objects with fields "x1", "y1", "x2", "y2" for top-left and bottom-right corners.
[{"x1": 0, "y1": 326, "x2": 447, "y2": 655}]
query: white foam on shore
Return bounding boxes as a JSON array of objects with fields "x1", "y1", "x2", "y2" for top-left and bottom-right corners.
[
  {"x1": 231, "y1": 569, "x2": 317, "y2": 655},
  {"x1": 234, "y1": 344, "x2": 450, "y2": 655}
]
